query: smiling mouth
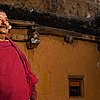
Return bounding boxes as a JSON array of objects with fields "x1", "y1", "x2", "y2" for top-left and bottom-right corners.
[
  {"x1": 0, "y1": 32, "x2": 6, "y2": 34},
  {"x1": 0, "y1": 25, "x2": 8, "y2": 34},
  {"x1": 0, "y1": 25, "x2": 7, "y2": 29}
]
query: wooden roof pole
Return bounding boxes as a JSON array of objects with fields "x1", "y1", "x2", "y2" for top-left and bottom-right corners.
[{"x1": 7, "y1": 19, "x2": 100, "y2": 43}]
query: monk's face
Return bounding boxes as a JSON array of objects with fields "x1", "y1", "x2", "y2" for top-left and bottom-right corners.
[{"x1": 0, "y1": 12, "x2": 9, "y2": 40}]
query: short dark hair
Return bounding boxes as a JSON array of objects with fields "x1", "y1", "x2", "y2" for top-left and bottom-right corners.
[{"x1": 0, "y1": 9, "x2": 5, "y2": 13}]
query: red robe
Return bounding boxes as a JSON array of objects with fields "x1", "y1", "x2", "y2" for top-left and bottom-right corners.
[{"x1": 0, "y1": 37, "x2": 38, "y2": 100}]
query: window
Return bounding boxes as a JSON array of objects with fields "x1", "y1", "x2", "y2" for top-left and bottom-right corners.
[{"x1": 68, "y1": 76, "x2": 84, "y2": 98}]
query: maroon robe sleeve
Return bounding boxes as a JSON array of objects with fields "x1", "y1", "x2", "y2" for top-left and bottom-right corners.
[
  {"x1": 30, "y1": 85, "x2": 37, "y2": 100},
  {"x1": 6, "y1": 37, "x2": 38, "y2": 99},
  {"x1": 20, "y1": 52, "x2": 38, "y2": 100}
]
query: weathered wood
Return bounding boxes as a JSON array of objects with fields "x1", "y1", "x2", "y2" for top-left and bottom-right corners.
[
  {"x1": 6, "y1": 24, "x2": 100, "y2": 43},
  {"x1": 9, "y1": 19, "x2": 35, "y2": 27},
  {"x1": 10, "y1": 29, "x2": 28, "y2": 35},
  {"x1": 7, "y1": 33, "x2": 28, "y2": 41},
  {"x1": 36, "y1": 26, "x2": 100, "y2": 43}
]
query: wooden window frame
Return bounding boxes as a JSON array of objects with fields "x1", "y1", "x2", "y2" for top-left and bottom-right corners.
[{"x1": 68, "y1": 75, "x2": 84, "y2": 98}]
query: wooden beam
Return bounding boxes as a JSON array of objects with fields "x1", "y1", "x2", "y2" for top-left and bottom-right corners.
[
  {"x1": 6, "y1": 24, "x2": 100, "y2": 43},
  {"x1": 10, "y1": 29, "x2": 28, "y2": 35},
  {"x1": 7, "y1": 33, "x2": 28, "y2": 42},
  {"x1": 9, "y1": 19, "x2": 35, "y2": 27},
  {"x1": 36, "y1": 26, "x2": 100, "y2": 43}
]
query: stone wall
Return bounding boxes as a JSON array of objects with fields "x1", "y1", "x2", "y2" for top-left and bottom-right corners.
[{"x1": 0, "y1": 0, "x2": 100, "y2": 17}]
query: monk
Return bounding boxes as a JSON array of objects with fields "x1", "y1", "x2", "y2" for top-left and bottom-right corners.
[{"x1": 0, "y1": 10, "x2": 38, "y2": 100}]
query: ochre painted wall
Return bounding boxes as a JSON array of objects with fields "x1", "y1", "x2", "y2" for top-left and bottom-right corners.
[{"x1": 15, "y1": 35, "x2": 100, "y2": 100}]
